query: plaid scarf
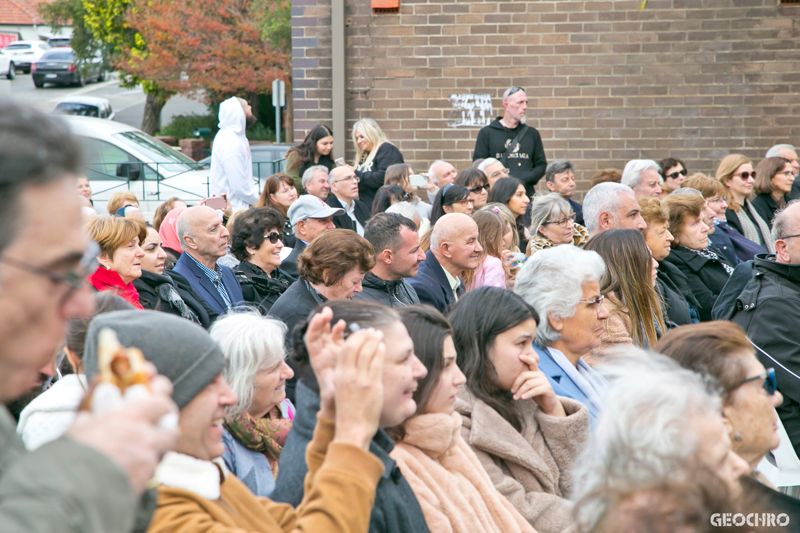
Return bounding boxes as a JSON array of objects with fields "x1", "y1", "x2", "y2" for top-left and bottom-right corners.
[{"x1": 223, "y1": 404, "x2": 293, "y2": 479}]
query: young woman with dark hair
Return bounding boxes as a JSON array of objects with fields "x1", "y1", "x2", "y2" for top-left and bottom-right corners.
[
  {"x1": 371, "y1": 184, "x2": 407, "y2": 217},
  {"x1": 387, "y1": 305, "x2": 536, "y2": 533},
  {"x1": 488, "y1": 177, "x2": 531, "y2": 253},
  {"x1": 284, "y1": 124, "x2": 334, "y2": 193},
  {"x1": 429, "y1": 183, "x2": 473, "y2": 227},
  {"x1": 448, "y1": 287, "x2": 590, "y2": 533},
  {"x1": 455, "y1": 168, "x2": 490, "y2": 209}
]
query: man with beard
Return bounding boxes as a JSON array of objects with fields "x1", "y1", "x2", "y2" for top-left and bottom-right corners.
[
  {"x1": 210, "y1": 97, "x2": 261, "y2": 210},
  {"x1": 355, "y1": 213, "x2": 425, "y2": 308}
]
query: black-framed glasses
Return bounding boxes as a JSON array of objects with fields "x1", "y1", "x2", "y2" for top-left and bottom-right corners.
[
  {"x1": 740, "y1": 368, "x2": 776, "y2": 396},
  {"x1": 663, "y1": 168, "x2": 688, "y2": 180},
  {"x1": 0, "y1": 241, "x2": 100, "y2": 302},
  {"x1": 507, "y1": 86, "x2": 525, "y2": 98},
  {"x1": 579, "y1": 295, "x2": 605, "y2": 313},
  {"x1": 263, "y1": 232, "x2": 284, "y2": 244},
  {"x1": 779, "y1": 233, "x2": 800, "y2": 241},
  {"x1": 544, "y1": 213, "x2": 576, "y2": 228},
  {"x1": 469, "y1": 183, "x2": 490, "y2": 194}
]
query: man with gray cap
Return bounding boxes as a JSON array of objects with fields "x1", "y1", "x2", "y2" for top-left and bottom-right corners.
[
  {"x1": 280, "y1": 195, "x2": 342, "y2": 280},
  {"x1": 84, "y1": 309, "x2": 388, "y2": 533}
]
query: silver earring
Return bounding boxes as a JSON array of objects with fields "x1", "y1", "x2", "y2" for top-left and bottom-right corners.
[{"x1": 733, "y1": 433, "x2": 743, "y2": 442}]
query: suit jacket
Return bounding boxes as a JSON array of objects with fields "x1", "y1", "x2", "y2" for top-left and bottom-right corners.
[
  {"x1": 327, "y1": 194, "x2": 370, "y2": 234},
  {"x1": 280, "y1": 239, "x2": 307, "y2": 281},
  {"x1": 408, "y1": 251, "x2": 464, "y2": 314},
  {"x1": 171, "y1": 253, "x2": 244, "y2": 318}
]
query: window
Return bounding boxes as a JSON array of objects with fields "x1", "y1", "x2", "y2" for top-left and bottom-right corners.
[
  {"x1": 54, "y1": 103, "x2": 100, "y2": 117},
  {"x1": 40, "y1": 51, "x2": 74, "y2": 61},
  {"x1": 5, "y1": 44, "x2": 31, "y2": 51},
  {"x1": 79, "y1": 137, "x2": 141, "y2": 181},
  {"x1": 114, "y1": 131, "x2": 199, "y2": 175}
]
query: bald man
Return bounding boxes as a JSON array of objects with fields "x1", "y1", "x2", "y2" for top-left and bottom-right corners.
[
  {"x1": 172, "y1": 206, "x2": 244, "y2": 318},
  {"x1": 409, "y1": 213, "x2": 482, "y2": 313}
]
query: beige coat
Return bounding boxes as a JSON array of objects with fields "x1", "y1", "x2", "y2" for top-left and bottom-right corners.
[
  {"x1": 390, "y1": 412, "x2": 537, "y2": 533},
  {"x1": 454, "y1": 390, "x2": 590, "y2": 533}
]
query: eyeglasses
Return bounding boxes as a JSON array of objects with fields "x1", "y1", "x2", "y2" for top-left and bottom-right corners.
[
  {"x1": 468, "y1": 183, "x2": 490, "y2": 194},
  {"x1": 579, "y1": 295, "x2": 605, "y2": 312},
  {"x1": 458, "y1": 198, "x2": 475, "y2": 208},
  {"x1": 263, "y1": 232, "x2": 284, "y2": 244},
  {"x1": 734, "y1": 171, "x2": 757, "y2": 180},
  {"x1": 778, "y1": 170, "x2": 795, "y2": 178},
  {"x1": 778, "y1": 233, "x2": 800, "y2": 241},
  {"x1": 663, "y1": 168, "x2": 688, "y2": 180},
  {"x1": 544, "y1": 213, "x2": 576, "y2": 228},
  {"x1": 0, "y1": 241, "x2": 100, "y2": 304},
  {"x1": 740, "y1": 368, "x2": 777, "y2": 396},
  {"x1": 333, "y1": 175, "x2": 360, "y2": 184},
  {"x1": 490, "y1": 168, "x2": 511, "y2": 179}
]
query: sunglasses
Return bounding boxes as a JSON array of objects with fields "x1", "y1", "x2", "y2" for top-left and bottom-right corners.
[
  {"x1": 735, "y1": 171, "x2": 757, "y2": 180},
  {"x1": 468, "y1": 183, "x2": 490, "y2": 194},
  {"x1": 263, "y1": 232, "x2": 284, "y2": 244},
  {"x1": 740, "y1": 367, "x2": 776, "y2": 395},
  {"x1": 663, "y1": 168, "x2": 688, "y2": 180}
]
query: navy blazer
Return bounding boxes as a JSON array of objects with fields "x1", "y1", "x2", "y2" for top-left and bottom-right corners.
[
  {"x1": 408, "y1": 250, "x2": 464, "y2": 314},
  {"x1": 172, "y1": 252, "x2": 244, "y2": 318},
  {"x1": 327, "y1": 194, "x2": 370, "y2": 234}
]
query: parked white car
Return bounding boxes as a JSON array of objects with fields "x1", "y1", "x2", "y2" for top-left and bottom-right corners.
[
  {"x1": 3, "y1": 41, "x2": 50, "y2": 74},
  {"x1": 0, "y1": 48, "x2": 14, "y2": 79},
  {"x1": 62, "y1": 116, "x2": 216, "y2": 217},
  {"x1": 53, "y1": 96, "x2": 114, "y2": 119}
]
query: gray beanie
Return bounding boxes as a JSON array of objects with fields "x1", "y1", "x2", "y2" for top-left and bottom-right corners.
[{"x1": 84, "y1": 310, "x2": 225, "y2": 410}]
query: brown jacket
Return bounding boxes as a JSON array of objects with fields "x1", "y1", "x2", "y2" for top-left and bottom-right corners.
[
  {"x1": 454, "y1": 390, "x2": 589, "y2": 533},
  {"x1": 390, "y1": 412, "x2": 536, "y2": 533},
  {"x1": 146, "y1": 414, "x2": 384, "y2": 533}
]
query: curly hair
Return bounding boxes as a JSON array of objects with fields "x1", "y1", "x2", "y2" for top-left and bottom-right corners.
[{"x1": 230, "y1": 207, "x2": 286, "y2": 262}]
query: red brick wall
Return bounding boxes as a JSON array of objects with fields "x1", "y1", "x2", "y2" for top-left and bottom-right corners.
[{"x1": 292, "y1": 0, "x2": 800, "y2": 196}]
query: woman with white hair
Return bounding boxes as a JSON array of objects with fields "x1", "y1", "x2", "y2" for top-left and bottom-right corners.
[
  {"x1": 386, "y1": 200, "x2": 431, "y2": 238},
  {"x1": 526, "y1": 192, "x2": 589, "y2": 257},
  {"x1": 210, "y1": 311, "x2": 295, "y2": 498},
  {"x1": 572, "y1": 354, "x2": 750, "y2": 532},
  {"x1": 352, "y1": 118, "x2": 405, "y2": 208},
  {"x1": 514, "y1": 245, "x2": 611, "y2": 426}
]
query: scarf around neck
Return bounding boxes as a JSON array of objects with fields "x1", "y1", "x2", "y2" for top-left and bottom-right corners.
[
  {"x1": 735, "y1": 201, "x2": 775, "y2": 253},
  {"x1": 89, "y1": 267, "x2": 143, "y2": 309},
  {"x1": 223, "y1": 400, "x2": 293, "y2": 479}
]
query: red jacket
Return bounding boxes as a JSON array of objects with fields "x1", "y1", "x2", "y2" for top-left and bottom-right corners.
[{"x1": 89, "y1": 267, "x2": 143, "y2": 309}]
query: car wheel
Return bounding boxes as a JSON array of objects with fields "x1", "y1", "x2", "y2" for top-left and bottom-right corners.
[
  {"x1": 33, "y1": 79, "x2": 43, "y2": 88},
  {"x1": 23, "y1": 68, "x2": 30, "y2": 74},
  {"x1": 6, "y1": 63, "x2": 14, "y2": 80}
]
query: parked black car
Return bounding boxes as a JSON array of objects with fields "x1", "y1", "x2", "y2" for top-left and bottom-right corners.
[{"x1": 32, "y1": 48, "x2": 104, "y2": 88}]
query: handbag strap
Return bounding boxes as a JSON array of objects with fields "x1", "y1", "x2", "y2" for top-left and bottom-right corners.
[{"x1": 500, "y1": 124, "x2": 529, "y2": 166}]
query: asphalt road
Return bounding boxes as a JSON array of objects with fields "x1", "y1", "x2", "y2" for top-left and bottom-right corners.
[{"x1": 0, "y1": 71, "x2": 206, "y2": 130}]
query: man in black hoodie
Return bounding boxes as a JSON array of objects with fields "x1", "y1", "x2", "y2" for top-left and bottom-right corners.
[
  {"x1": 354, "y1": 213, "x2": 424, "y2": 308},
  {"x1": 473, "y1": 87, "x2": 547, "y2": 196}
]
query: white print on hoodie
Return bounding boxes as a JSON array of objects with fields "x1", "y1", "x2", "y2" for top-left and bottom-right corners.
[{"x1": 210, "y1": 97, "x2": 260, "y2": 211}]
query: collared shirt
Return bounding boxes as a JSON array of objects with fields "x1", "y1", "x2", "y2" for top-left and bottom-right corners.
[
  {"x1": 186, "y1": 253, "x2": 232, "y2": 309},
  {"x1": 442, "y1": 267, "x2": 461, "y2": 301},
  {"x1": 342, "y1": 198, "x2": 364, "y2": 236}
]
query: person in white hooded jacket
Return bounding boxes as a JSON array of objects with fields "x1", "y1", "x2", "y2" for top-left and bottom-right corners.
[{"x1": 210, "y1": 97, "x2": 261, "y2": 210}]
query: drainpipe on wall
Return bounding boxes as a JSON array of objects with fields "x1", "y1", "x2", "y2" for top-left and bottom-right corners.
[{"x1": 331, "y1": 0, "x2": 346, "y2": 161}]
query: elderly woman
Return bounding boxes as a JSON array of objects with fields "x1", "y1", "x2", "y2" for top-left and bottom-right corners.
[
  {"x1": 526, "y1": 193, "x2": 589, "y2": 256},
  {"x1": 514, "y1": 245, "x2": 611, "y2": 426},
  {"x1": 584, "y1": 229, "x2": 666, "y2": 358},
  {"x1": 638, "y1": 197, "x2": 699, "y2": 327},
  {"x1": 256, "y1": 173, "x2": 298, "y2": 249},
  {"x1": 386, "y1": 200, "x2": 430, "y2": 238},
  {"x1": 352, "y1": 118, "x2": 405, "y2": 208},
  {"x1": 449, "y1": 287, "x2": 590, "y2": 533},
  {"x1": 572, "y1": 355, "x2": 750, "y2": 532},
  {"x1": 209, "y1": 311, "x2": 295, "y2": 498},
  {"x1": 133, "y1": 223, "x2": 210, "y2": 327},
  {"x1": 389, "y1": 305, "x2": 536, "y2": 533},
  {"x1": 717, "y1": 154, "x2": 775, "y2": 253},
  {"x1": 385, "y1": 163, "x2": 433, "y2": 220},
  {"x1": 230, "y1": 207, "x2": 293, "y2": 315},
  {"x1": 661, "y1": 193, "x2": 733, "y2": 322},
  {"x1": 751, "y1": 156, "x2": 796, "y2": 226},
  {"x1": 84, "y1": 215, "x2": 146, "y2": 308},
  {"x1": 455, "y1": 168, "x2": 490, "y2": 210}
]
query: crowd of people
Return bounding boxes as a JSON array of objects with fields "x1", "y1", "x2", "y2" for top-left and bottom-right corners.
[{"x1": 3, "y1": 89, "x2": 800, "y2": 533}]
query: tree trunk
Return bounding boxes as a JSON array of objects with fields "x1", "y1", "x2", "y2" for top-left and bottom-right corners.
[
  {"x1": 285, "y1": 79, "x2": 293, "y2": 143},
  {"x1": 141, "y1": 92, "x2": 168, "y2": 135}
]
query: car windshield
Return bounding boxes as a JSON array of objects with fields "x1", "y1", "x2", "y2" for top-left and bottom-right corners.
[
  {"x1": 5, "y1": 44, "x2": 31, "y2": 50},
  {"x1": 114, "y1": 131, "x2": 201, "y2": 174},
  {"x1": 54, "y1": 103, "x2": 99, "y2": 117},
  {"x1": 41, "y1": 51, "x2": 74, "y2": 61}
]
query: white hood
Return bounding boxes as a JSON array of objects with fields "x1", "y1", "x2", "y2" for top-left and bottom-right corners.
[{"x1": 217, "y1": 97, "x2": 246, "y2": 135}]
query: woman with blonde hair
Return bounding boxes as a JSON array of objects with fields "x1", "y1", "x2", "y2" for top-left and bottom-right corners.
[
  {"x1": 352, "y1": 118, "x2": 404, "y2": 208},
  {"x1": 584, "y1": 229, "x2": 666, "y2": 359},
  {"x1": 106, "y1": 190, "x2": 139, "y2": 216},
  {"x1": 526, "y1": 193, "x2": 589, "y2": 257},
  {"x1": 482, "y1": 203, "x2": 521, "y2": 253},
  {"x1": 463, "y1": 209, "x2": 514, "y2": 291},
  {"x1": 716, "y1": 154, "x2": 775, "y2": 253}
]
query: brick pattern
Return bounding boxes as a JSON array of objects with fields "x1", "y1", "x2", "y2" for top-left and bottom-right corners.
[{"x1": 292, "y1": 0, "x2": 800, "y2": 197}]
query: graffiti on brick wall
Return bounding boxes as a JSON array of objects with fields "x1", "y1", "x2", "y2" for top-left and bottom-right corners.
[{"x1": 447, "y1": 94, "x2": 493, "y2": 128}]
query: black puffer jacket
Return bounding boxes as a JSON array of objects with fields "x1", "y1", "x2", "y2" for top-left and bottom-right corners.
[
  {"x1": 133, "y1": 270, "x2": 210, "y2": 328},
  {"x1": 352, "y1": 272, "x2": 420, "y2": 308},
  {"x1": 659, "y1": 245, "x2": 732, "y2": 321},
  {"x1": 234, "y1": 261, "x2": 292, "y2": 315}
]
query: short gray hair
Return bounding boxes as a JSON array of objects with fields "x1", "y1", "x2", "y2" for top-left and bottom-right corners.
[
  {"x1": 529, "y1": 193, "x2": 572, "y2": 236},
  {"x1": 766, "y1": 144, "x2": 797, "y2": 158},
  {"x1": 301, "y1": 165, "x2": 328, "y2": 189},
  {"x1": 621, "y1": 159, "x2": 660, "y2": 189},
  {"x1": 671, "y1": 187, "x2": 703, "y2": 197},
  {"x1": 477, "y1": 157, "x2": 501, "y2": 174},
  {"x1": 771, "y1": 198, "x2": 800, "y2": 241},
  {"x1": 385, "y1": 201, "x2": 421, "y2": 225},
  {"x1": 545, "y1": 159, "x2": 575, "y2": 183},
  {"x1": 572, "y1": 353, "x2": 722, "y2": 531},
  {"x1": 210, "y1": 310, "x2": 287, "y2": 417},
  {"x1": 582, "y1": 182, "x2": 636, "y2": 235},
  {"x1": 514, "y1": 245, "x2": 605, "y2": 346},
  {"x1": 176, "y1": 210, "x2": 193, "y2": 251}
]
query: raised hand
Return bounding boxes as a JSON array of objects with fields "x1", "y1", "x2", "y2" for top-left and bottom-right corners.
[
  {"x1": 304, "y1": 307, "x2": 346, "y2": 418},
  {"x1": 510, "y1": 352, "x2": 566, "y2": 418}
]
